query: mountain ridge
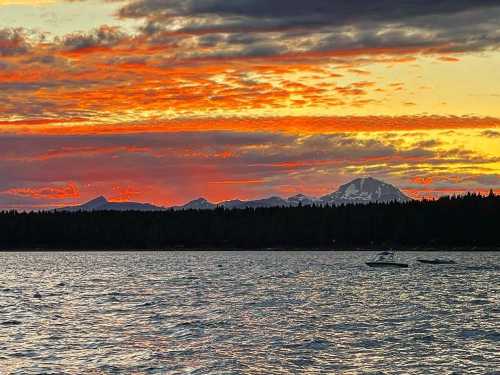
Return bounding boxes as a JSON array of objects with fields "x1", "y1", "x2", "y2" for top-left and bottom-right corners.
[
  {"x1": 57, "y1": 177, "x2": 411, "y2": 212},
  {"x1": 56, "y1": 196, "x2": 164, "y2": 212}
]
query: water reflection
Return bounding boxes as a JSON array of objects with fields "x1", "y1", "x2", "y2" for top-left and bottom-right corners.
[{"x1": 0, "y1": 251, "x2": 498, "y2": 374}]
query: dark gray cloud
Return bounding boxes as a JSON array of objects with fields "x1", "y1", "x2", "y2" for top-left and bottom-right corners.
[
  {"x1": 61, "y1": 26, "x2": 127, "y2": 51},
  {"x1": 481, "y1": 129, "x2": 500, "y2": 138},
  {"x1": 0, "y1": 131, "x2": 493, "y2": 183},
  {"x1": 0, "y1": 132, "x2": 293, "y2": 160},
  {"x1": 23, "y1": 55, "x2": 58, "y2": 65},
  {"x1": 0, "y1": 28, "x2": 30, "y2": 56},
  {"x1": 111, "y1": 0, "x2": 500, "y2": 58},
  {"x1": 473, "y1": 174, "x2": 500, "y2": 185},
  {"x1": 118, "y1": 0, "x2": 499, "y2": 24}
]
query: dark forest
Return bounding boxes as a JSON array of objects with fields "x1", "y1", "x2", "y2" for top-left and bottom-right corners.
[{"x1": 0, "y1": 193, "x2": 498, "y2": 249}]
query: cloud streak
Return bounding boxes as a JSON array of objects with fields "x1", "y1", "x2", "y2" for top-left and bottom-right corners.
[
  {"x1": 4, "y1": 182, "x2": 80, "y2": 200},
  {"x1": 2, "y1": 116, "x2": 498, "y2": 135}
]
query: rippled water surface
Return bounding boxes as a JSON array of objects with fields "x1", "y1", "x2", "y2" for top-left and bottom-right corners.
[{"x1": 0, "y1": 251, "x2": 498, "y2": 374}]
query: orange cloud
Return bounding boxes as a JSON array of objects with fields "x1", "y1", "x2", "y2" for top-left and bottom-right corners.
[
  {"x1": 411, "y1": 176, "x2": 433, "y2": 185},
  {"x1": 0, "y1": 33, "x2": 473, "y2": 128},
  {"x1": 438, "y1": 56, "x2": 461, "y2": 62},
  {"x1": 109, "y1": 186, "x2": 141, "y2": 202},
  {"x1": 5, "y1": 183, "x2": 80, "y2": 199},
  {"x1": 208, "y1": 179, "x2": 265, "y2": 185},
  {"x1": 335, "y1": 86, "x2": 367, "y2": 96},
  {"x1": 3, "y1": 115, "x2": 497, "y2": 136},
  {"x1": 348, "y1": 68, "x2": 371, "y2": 75},
  {"x1": 0, "y1": 118, "x2": 87, "y2": 127},
  {"x1": 40, "y1": 146, "x2": 148, "y2": 160}
]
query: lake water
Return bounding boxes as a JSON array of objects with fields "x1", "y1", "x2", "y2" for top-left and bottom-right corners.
[{"x1": 0, "y1": 251, "x2": 498, "y2": 374}]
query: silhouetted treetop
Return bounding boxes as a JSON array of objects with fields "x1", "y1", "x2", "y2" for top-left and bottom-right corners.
[{"x1": 0, "y1": 193, "x2": 498, "y2": 249}]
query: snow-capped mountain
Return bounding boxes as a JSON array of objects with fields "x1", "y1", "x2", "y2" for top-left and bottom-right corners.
[
  {"x1": 177, "y1": 197, "x2": 290, "y2": 210},
  {"x1": 174, "y1": 198, "x2": 216, "y2": 210},
  {"x1": 57, "y1": 196, "x2": 164, "y2": 212},
  {"x1": 56, "y1": 177, "x2": 411, "y2": 211},
  {"x1": 218, "y1": 199, "x2": 245, "y2": 209},
  {"x1": 320, "y1": 177, "x2": 411, "y2": 204}
]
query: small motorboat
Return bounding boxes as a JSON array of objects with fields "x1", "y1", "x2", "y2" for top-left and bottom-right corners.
[
  {"x1": 417, "y1": 258, "x2": 456, "y2": 265},
  {"x1": 366, "y1": 251, "x2": 408, "y2": 268}
]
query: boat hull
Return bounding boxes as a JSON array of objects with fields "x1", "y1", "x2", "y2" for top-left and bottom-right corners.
[
  {"x1": 417, "y1": 259, "x2": 455, "y2": 265},
  {"x1": 366, "y1": 262, "x2": 408, "y2": 268}
]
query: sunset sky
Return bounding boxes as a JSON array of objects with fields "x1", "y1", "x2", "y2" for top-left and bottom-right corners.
[{"x1": 0, "y1": 0, "x2": 499, "y2": 209}]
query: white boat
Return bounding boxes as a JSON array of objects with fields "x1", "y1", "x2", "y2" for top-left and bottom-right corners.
[{"x1": 366, "y1": 251, "x2": 409, "y2": 268}]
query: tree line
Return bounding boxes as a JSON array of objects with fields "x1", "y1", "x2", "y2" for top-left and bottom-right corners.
[{"x1": 0, "y1": 192, "x2": 498, "y2": 249}]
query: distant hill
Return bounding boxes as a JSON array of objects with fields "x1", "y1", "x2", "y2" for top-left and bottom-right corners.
[
  {"x1": 220, "y1": 196, "x2": 290, "y2": 209},
  {"x1": 57, "y1": 177, "x2": 411, "y2": 212},
  {"x1": 173, "y1": 198, "x2": 216, "y2": 210},
  {"x1": 57, "y1": 196, "x2": 164, "y2": 212}
]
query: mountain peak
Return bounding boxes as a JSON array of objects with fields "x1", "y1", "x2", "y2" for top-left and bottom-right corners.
[
  {"x1": 177, "y1": 197, "x2": 216, "y2": 210},
  {"x1": 321, "y1": 176, "x2": 410, "y2": 204},
  {"x1": 192, "y1": 197, "x2": 209, "y2": 203},
  {"x1": 80, "y1": 196, "x2": 108, "y2": 210},
  {"x1": 91, "y1": 196, "x2": 108, "y2": 204}
]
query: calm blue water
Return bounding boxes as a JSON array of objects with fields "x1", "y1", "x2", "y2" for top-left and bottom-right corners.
[{"x1": 0, "y1": 251, "x2": 498, "y2": 374}]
